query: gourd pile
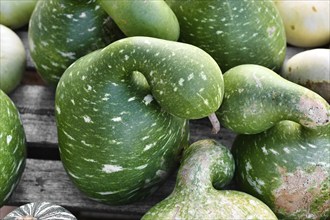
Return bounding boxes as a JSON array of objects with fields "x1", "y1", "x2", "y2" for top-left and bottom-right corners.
[{"x1": 1, "y1": 0, "x2": 329, "y2": 219}]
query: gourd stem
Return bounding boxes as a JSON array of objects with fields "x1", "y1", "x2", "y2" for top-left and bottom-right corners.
[{"x1": 208, "y1": 113, "x2": 220, "y2": 134}]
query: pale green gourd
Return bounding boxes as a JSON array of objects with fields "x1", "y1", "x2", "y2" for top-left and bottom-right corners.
[
  {"x1": 98, "y1": 0, "x2": 180, "y2": 41},
  {"x1": 142, "y1": 139, "x2": 277, "y2": 219},
  {"x1": 217, "y1": 64, "x2": 330, "y2": 134}
]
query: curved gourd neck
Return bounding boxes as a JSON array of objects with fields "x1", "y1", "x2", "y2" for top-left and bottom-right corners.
[
  {"x1": 174, "y1": 140, "x2": 234, "y2": 194},
  {"x1": 63, "y1": 36, "x2": 223, "y2": 119}
]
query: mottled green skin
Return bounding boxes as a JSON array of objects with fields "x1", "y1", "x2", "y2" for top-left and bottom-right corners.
[
  {"x1": 232, "y1": 121, "x2": 330, "y2": 219},
  {"x1": 55, "y1": 37, "x2": 223, "y2": 204},
  {"x1": 166, "y1": 0, "x2": 286, "y2": 72},
  {"x1": 0, "y1": 90, "x2": 26, "y2": 206},
  {"x1": 28, "y1": 0, "x2": 120, "y2": 85},
  {"x1": 142, "y1": 139, "x2": 277, "y2": 219},
  {"x1": 217, "y1": 64, "x2": 330, "y2": 134},
  {"x1": 4, "y1": 202, "x2": 76, "y2": 220},
  {"x1": 99, "y1": 0, "x2": 180, "y2": 41}
]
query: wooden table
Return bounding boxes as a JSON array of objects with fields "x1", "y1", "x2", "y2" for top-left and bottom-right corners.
[{"x1": 4, "y1": 30, "x2": 243, "y2": 219}]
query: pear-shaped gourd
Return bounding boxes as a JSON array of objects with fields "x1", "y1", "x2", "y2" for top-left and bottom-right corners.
[
  {"x1": 142, "y1": 139, "x2": 277, "y2": 219},
  {"x1": 3, "y1": 202, "x2": 77, "y2": 220},
  {"x1": 217, "y1": 64, "x2": 330, "y2": 134},
  {"x1": 166, "y1": 0, "x2": 286, "y2": 72},
  {"x1": 55, "y1": 36, "x2": 223, "y2": 204},
  {"x1": 29, "y1": 0, "x2": 121, "y2": 85},
  {"x1": 232, "y1": 121, "x2": 330, "y2": 219},
  {"x1": 98, "y1": 0, "x2": 180, "y2": 41},
  {"x1": 0, "y1": 90, "x2": 26, "y2": 206}
]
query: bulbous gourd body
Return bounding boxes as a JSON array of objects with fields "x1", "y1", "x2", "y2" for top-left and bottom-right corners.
[
  {"x1": 217, "y1": 64, "x2": 330, "y2": 134},
  {"x1": 166, "y1": 0, "x2": 286, "y2": 72},
  {"x1": 142, "y1": 139, "x2": 277, "y2": 219},
  {"x1": 28, "y1": 0, "x2": 120, "y2": 85},
  {"x1": 232, "y1": 121, "x2": 330, "y2": 219},
  {"x1": 98, "y1": 0, "x2": 180, "y2": 41},
  {"x1": 0, "y1": 90, "x2": 26, "y2": 206},
  {"x1": 55, "y1": 37, "x2": 223, "y2": 204}
]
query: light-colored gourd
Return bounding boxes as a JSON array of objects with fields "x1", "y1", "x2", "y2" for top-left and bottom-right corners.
[
  {"x1": 281, "y1": 49, "x2": 330, "y2": 102},
  {"x1": 274, "y1": 0, "x2": 330, "y2": 47}
]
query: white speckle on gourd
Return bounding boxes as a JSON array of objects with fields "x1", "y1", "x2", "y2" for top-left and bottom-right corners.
[
  {"x1": 128, "y1": 96, "x2": 136, "y2": 102},
  {"x1": 56, "y1": 105, "x2": 61, "y2": 114},
  {"x1": 178, "y1": 78, "x2": 185, "y2": 86},
  {"x1": 62, "y1": 130, "x2": 75, "y2": 140},
  {"x1": 6, "y1": 135, "x2": 12, "y2": 145},
  {"x1": 65, "y1": 14, "x2": 74, "y2": 19},
  {"x1": 269, "y1": 148, "x2": 280, "y2": 155},
  {"x1": 81, "y1": 140, "x2": 93, "y2": 147},
  {"x1": 144, "y1": 143, "x2": 156, "y2": 151},
  {"x1": 102, "y1": 164, "x2": 124, "y2": 173},
  {"x1": 97, "y1": 191, "x2": 120, "y2": 195},
  {"x1": 79, "y1": 12, "x2": 87, "y2": 18},
  {"x1": 56, "y1": 50, "x2": 76, "y2": 59},
  {"x1": 307, "y1": 143, "x2": 317, "y2": 149},
  {"x1": 143, "y1": 94, "x2": 153, "y2": 105},
  {"x1": 283, "y1": 147, "x2": 291, "y2": 154},
  {"x1": 135, "y1": 164, "x2": 148, "y2": 170},
  {"x1": 83, "y1": 115, "x2": 93, "y2": 123},
  {"x1": 111, "y1": 117, "x2": 122, "y2": 122},
  {"x1": 41, "y1": 64, "x2": 50, "y2": 70}
]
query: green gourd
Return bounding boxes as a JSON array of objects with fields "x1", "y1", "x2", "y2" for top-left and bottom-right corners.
[
  {"x1": 232, "y1": 121, "x2": 330, "y2": 219},
  {"x1": 166, "y1": 0, "x2": 286, "y2": 72},
  {"x1": 4, "y1": 202, "x2": 77, "y2": 220},
  {"x1": 98, "y1": 0, "x2": 180, "y2": 41},
  {"x1": 28, "y1": 0, "x2": 121, "y2": 85},
  {"x1": 0, "y1": 90, "x2": 26, "y2": 206},
  {"x1": 217, "y1": 64, "x2": 330, "y2": 134},
  {"x1": 142, "y1": 139, "x2": 277, "y2": 219},
  {"x1": 55, "y1": 36, "x2": 223, "y2": 204}
]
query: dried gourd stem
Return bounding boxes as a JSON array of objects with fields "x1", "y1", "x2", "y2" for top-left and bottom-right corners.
[{"x1": 208, "y1": 113, "x2": 220, "y2": 134}]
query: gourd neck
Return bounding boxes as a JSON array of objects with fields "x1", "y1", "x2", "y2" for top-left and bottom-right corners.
[{"x1": 174, "y1": 140, "x2": 234, "y2": 194}]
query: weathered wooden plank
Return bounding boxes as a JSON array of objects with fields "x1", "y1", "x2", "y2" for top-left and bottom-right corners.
[{"x1": 6, "y1": 159, "x2": 176, "y2": 218}]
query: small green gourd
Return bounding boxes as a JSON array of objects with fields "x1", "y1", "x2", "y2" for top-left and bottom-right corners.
[
  {"x1": 98, "y1": 0, "x2": 180, "y2": 41},
  {"x1": 232, "y1": 121, "x2": 330, "y2": 219},
  {"x1": 0, "y1": 90, "x2": 26, "y2": 206},
  {"x1": 142, "y1": 139, "x2": 277, "y2": 219},
  {"x1": 217, "y1": 64, "x2": 330, "y2": 134},
  {"x1": 55, "y1": 36, "x2": 223, "y2": 204},
  {"x1": 28, "y1": 0, "x2": 121, "y2": 85}
]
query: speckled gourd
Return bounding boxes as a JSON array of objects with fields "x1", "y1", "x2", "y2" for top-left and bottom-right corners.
[
  {"x1": 142, "y1": 139, "x2": 277, "y2": 219},
  {"x1": 28, "y1": 0, "x2": 121, "y2": 85},
  {"x1": 98, "y1": 0, "x2": 180, "y2": 41},
  {"x1": 0, "y1": 90, "x2": 26, "y2": 206},
  {"x1": 3, "y1": 202, "x2": 77, "y2": 220},
  {"x1": 166, "y1": 0, "x2": 286, "y2": 72},
  {"x1": 232, "y1": 121, "x2": 330, "y2": 219},
  {"x1": 55, "y1": 36, "x2": 224, "y2": 204},
  {"x1": 217, "y1": 64, "x2": 330, "y2": 134}
]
